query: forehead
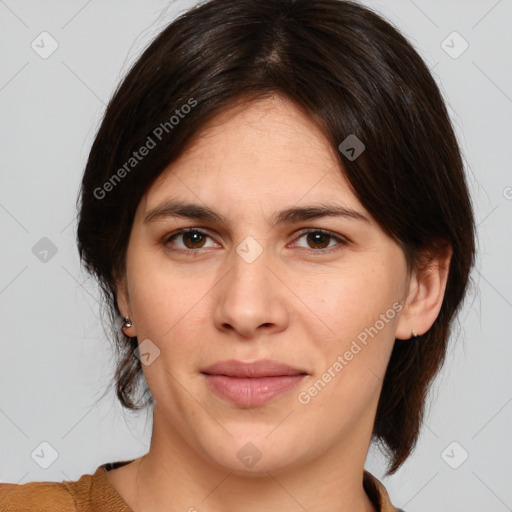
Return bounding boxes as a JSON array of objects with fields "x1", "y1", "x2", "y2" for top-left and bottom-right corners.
[{"x1": 140, "y1": 96, "x2": 366, "y2": 217}]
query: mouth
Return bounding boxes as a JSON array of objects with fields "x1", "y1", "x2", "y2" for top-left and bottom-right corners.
[{"x1": 201, "y1": 359, "x2": 308, "y2": 407}]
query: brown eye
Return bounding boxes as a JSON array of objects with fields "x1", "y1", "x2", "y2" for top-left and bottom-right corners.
[
  {"x1": 166, "y1": 229, "x2": 217, "y2": 251},
  {"x1": 182, "y1": 230, "x2": 206, "y2": 248},
  {"x1": 306, "y1": 231, "x2": 331, "y2": 249},
  {"x1": 292, "y1": 229, "x2": 347, "y2": 252}
]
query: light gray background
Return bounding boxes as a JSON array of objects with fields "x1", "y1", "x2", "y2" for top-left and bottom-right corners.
[{"x1": 1, "y1": 1, "x2": 511, "y2": 510}]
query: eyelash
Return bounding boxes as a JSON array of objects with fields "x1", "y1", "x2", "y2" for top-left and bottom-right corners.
[{"x1": 163, "y1": 227, "x2": 348, "y2": 254}]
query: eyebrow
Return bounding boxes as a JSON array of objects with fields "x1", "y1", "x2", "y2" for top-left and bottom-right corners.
[{"x1": 143, "y1": 200, "x2": 370, "y2": 226}]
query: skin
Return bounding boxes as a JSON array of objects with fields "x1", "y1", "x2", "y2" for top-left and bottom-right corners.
[{"x1": 109, "y1": 95, "x2": 451, "y2": 512}]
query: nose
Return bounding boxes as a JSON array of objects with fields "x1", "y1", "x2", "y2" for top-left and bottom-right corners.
[{"x1": 212, "y1": 244, "x2": 289, "y2": 339}]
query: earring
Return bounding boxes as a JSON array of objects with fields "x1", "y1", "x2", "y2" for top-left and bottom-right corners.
[
  {"x1": 122, "y1": 316, "x2": 133, "y2": 329},
  {"x1": 411, "y1": 330, "x2": 418, "y2": 338}
]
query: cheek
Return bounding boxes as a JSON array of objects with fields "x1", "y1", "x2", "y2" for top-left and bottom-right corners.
[
  {"x1": 296, "y1": 273, "x2": 400, "y2": 423},
  {"x1": 297, "y1": 265, "x2": 401, "y2": 341},
  {"x1": 126, "y1": 252, "x2": 212, "y2": 344},
  {"x1": 294, "y1": 263, "x2": 403, "y2": 407},
  {"x1": 125, "y1": 258, "x2": 212, "y2": 403}
]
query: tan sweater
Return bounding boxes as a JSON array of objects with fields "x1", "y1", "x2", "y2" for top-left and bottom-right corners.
[{"x1": 0, "y1": 461, "x2": 401, "y2": 511}]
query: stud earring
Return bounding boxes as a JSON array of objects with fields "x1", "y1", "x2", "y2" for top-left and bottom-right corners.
[
  {"x1": 411, "y1": 330, "x2": 418, "y2": 338},
  {"x1": 122, "y1": 316, "x2": 133, "y2": 329}
]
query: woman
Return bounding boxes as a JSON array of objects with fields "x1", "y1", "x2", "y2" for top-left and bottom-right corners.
[{"x1": 0, "y1": 0, "x2": 475, "y2": 510}]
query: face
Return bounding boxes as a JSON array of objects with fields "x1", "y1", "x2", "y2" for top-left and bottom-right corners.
[{"x1": 118, "y1": 96, "x2": 412, "y2": 476}]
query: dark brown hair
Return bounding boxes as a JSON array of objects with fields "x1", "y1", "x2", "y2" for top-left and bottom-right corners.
[{"x1": 77, "y1": 0, "x2": 475, "y2": 474}]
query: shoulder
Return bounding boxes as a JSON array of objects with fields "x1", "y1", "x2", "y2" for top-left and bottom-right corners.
[
  {"x1": 0, "y1": 461, "x2": 134, "y2": 512},
  {"x1": 0, "y1": 471, "x2": 94, "y2": 512}
]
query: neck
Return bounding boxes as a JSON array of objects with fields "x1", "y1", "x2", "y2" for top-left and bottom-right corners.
[{"x1": 122, "y1": 406, "x2": 377, "y2": 512}]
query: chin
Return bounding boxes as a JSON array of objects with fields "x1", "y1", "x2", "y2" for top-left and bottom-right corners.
[{"x1": 198, "y1": 431, "x2": 307, "y2": 477}]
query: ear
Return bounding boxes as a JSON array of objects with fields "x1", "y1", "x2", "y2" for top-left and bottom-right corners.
[
  {"x1": 395, "y1": 242, "x2": 452, "y2": 340},
  {"x1": 115, "y1": 275, "x2": 137, "y2": 337}
]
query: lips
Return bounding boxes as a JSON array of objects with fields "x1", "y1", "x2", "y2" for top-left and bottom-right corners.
[
  {"x1": 201, "y1": 359, "x2": 308, "y2": 407},
  {"x1": 202, "y1": 359, "x2": 307, "y2": 378}
]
